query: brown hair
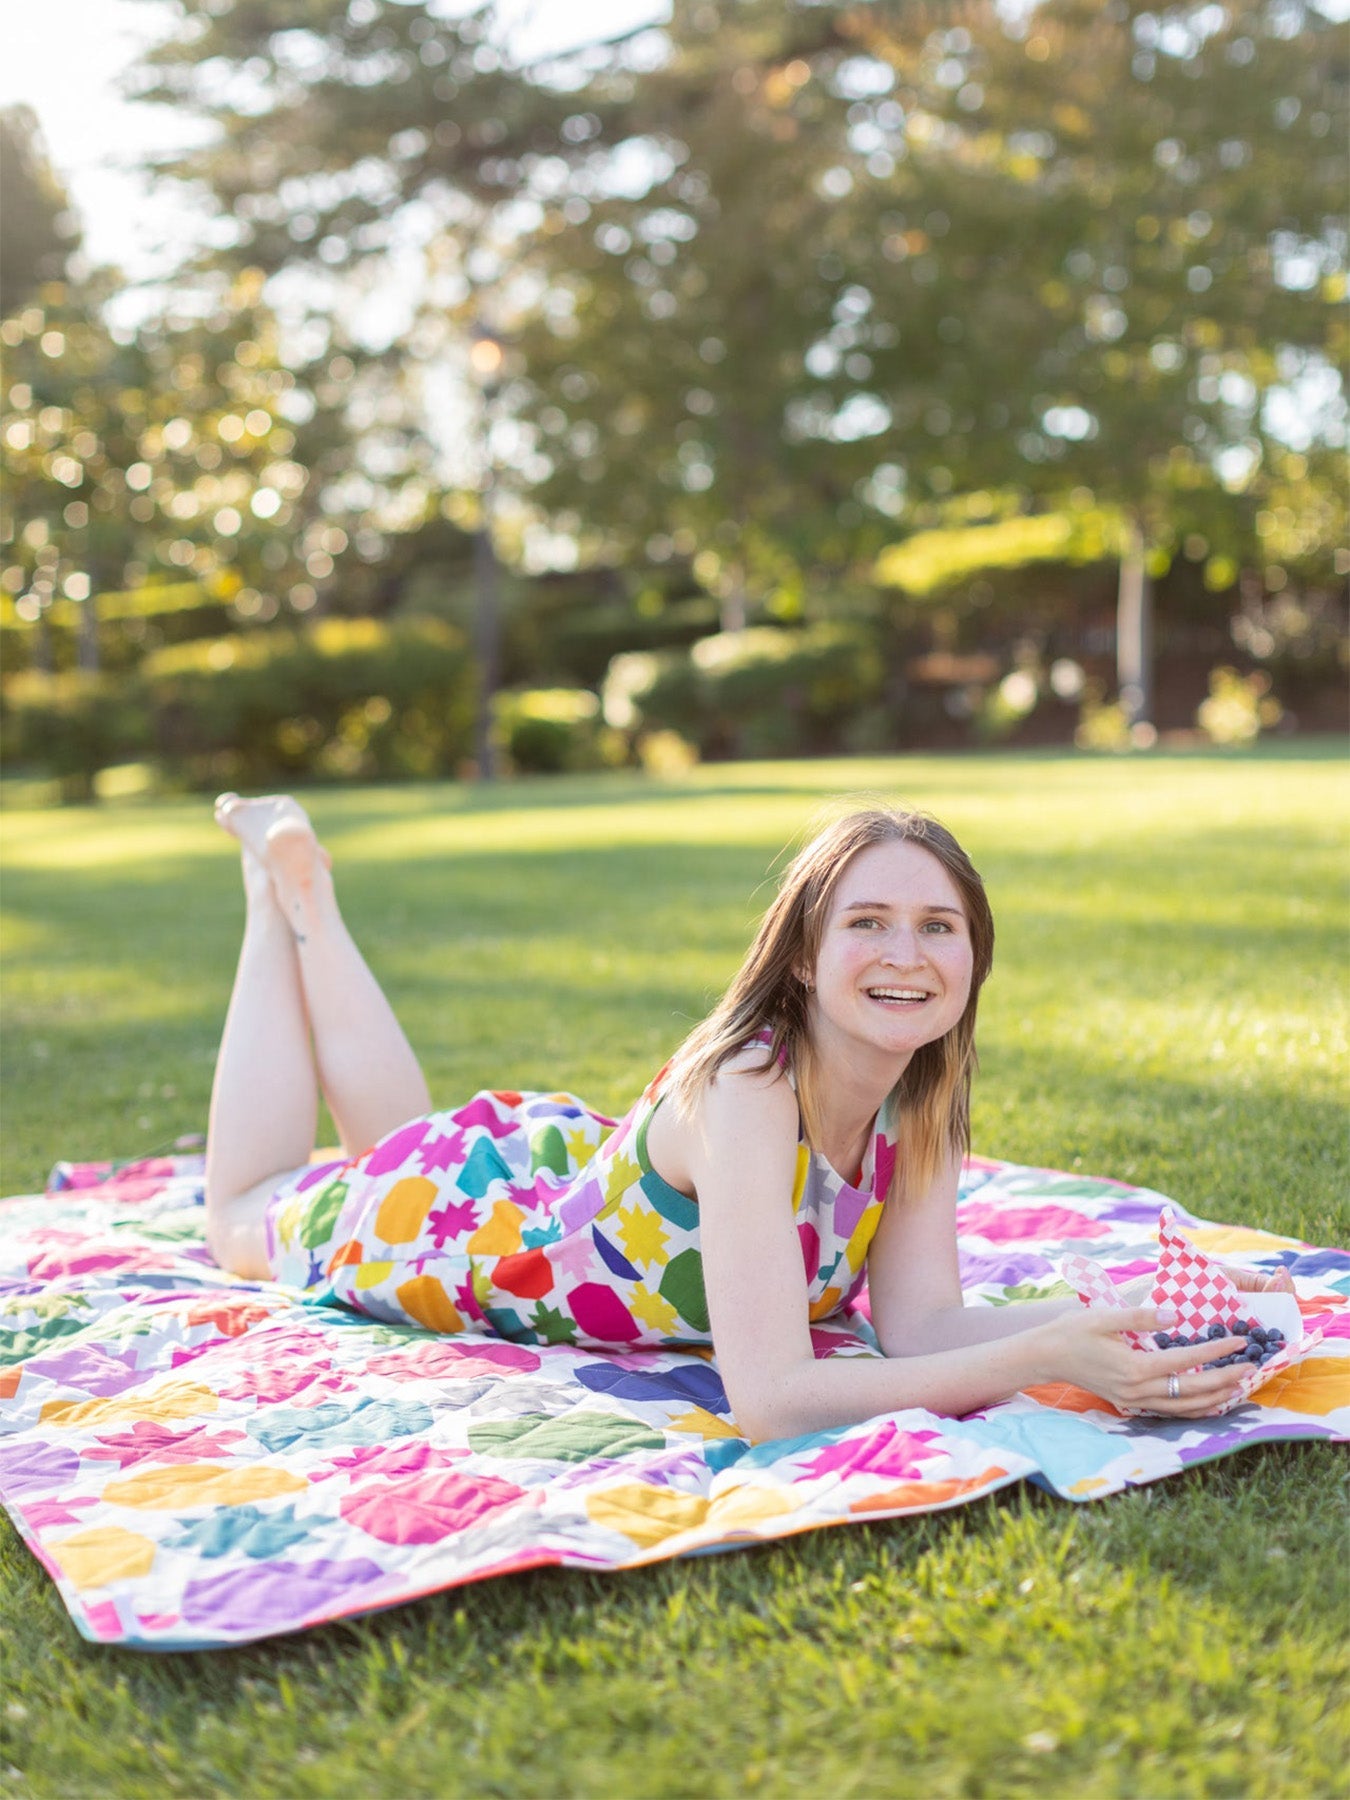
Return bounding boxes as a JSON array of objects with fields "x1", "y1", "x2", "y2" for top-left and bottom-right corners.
[{"x1": 664, "y1": 805, "x2": 995, "y2": 1199}]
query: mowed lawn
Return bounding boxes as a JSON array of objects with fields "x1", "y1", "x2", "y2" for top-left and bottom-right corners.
[{"x1": 1, "y1": 749, "x2": 1347, "y2": 1799}]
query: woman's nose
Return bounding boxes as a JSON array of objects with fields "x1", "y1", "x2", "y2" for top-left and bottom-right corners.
[{"x1": 880, "y1": 926, "x2": 925, "y2": 966}]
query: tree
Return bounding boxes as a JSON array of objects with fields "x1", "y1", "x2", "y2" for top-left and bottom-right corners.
[
  {"x1": 1, "y1": 270, "x2": 383, "y2": 669},
  {"x1": 125, "y1": 0, "x2": 1347, "y2": 719},
  {"x1": 0, "y1": 107, "x2": 80, "y2": 317},
  {"x1": 832, "y1": 0, "x2": 1348, "y2": 724}
]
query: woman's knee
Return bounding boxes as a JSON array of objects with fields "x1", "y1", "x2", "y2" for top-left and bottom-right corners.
[{"x1": 204, "y1": 1178, "x2": 276, "y2": 1280}]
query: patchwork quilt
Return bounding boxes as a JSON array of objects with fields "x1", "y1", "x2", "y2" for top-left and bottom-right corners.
[{"x1": 1, "y1": 1154, "x2": 1346, "y2": 1651}]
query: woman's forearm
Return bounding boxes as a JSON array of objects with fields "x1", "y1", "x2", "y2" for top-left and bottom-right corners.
[
  {"x1": 877, "y1": 1296, "x2": 1080, "y2": 1357},
  {"x1": 735, "y1": 1325, "x2": 1057, "y2": 1443}
]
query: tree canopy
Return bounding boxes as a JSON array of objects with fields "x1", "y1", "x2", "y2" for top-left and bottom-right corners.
[
  {"x1": 3, "y1": 1, "x2": 1344, "y2": 722},
  {"x1": 128, "y1": 1, "x2": 1345, "y2": 604}
]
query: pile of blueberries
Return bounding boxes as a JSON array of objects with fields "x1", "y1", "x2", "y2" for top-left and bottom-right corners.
[{"x1": 1153, "y1": 1318, "x2": 1286, "y2": 1369}]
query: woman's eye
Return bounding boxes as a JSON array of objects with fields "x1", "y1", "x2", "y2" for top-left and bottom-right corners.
[
  {"x1": 848, "y1": 916, "x2": 881, "y2": 929},
  {"x1": 920, "y1": 920, "x2": 953, "y2": 933}
]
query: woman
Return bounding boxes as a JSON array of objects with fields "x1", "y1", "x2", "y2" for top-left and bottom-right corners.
[{"x1": 204, "y1": 794, "x2": 1284, "y2": 1442}]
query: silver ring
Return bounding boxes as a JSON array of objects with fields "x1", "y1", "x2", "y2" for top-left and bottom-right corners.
[{"x1": 1167, "y1": 1373, "x2": 1180, "y2": 1400}]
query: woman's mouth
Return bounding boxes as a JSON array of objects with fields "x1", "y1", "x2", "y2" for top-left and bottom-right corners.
[{"x1": 866, "y1": 987, "x2": 931, "y2": 1006}]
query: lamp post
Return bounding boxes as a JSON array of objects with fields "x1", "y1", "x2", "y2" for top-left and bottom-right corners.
[{"x1": 469, "y1": 325, "x2": 504, "y2": 781}]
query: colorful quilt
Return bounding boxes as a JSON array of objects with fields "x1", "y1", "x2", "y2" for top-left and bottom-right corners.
[{"x1": 1, "y1": 1154, "x2": 1346, "y2": 1651}]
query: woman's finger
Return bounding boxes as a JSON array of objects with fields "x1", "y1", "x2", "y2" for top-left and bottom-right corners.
[
  {"x1": 1226, "y1": 1263, "x2": 1295, "y2": 1293},
  {"x1": 1146, "y1": 1365, "x2": 1249, "y2": 1414},
  {"x1": 1151, "y1": 1335, "x2": 1247, "y2": 1372},
  {"x1": 1101, "y1": 1305, "x2": 1179, "y2": 1336},
  {"x1": 1144, "y1": 1375, "x2": 1252, "y2": 1418}
]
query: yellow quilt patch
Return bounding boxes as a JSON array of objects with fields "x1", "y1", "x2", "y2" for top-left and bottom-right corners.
[
  {"x1": 51, "y1": 1526, "x2": 156, "y2": 1591},
  {"x1": 103, "y1": 1463, "x2": 309, "y2": 1509},
  {"x1": 40, "y1": 1380, "x2": 218, "y2": 1430},
  {"x1": 585, "y1": 1483, "x2": 709, "y2": 1547}
]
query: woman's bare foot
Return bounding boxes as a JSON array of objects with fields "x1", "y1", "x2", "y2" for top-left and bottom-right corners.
[{"x1": 215, "y1": 794, "x2": 333, "y2": 937}]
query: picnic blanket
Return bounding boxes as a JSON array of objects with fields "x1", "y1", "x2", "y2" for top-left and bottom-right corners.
[{"x1": 1, "y1": 1154, "x2": 1346, "y2": 1651}]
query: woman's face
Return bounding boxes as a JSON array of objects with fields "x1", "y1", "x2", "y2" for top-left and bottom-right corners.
[{"x1": 806, "y1": 839, "x2": 975, "y2": 1069}]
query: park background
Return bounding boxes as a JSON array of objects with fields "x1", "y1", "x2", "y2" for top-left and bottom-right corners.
[
  {"x1": 1, "y1": 4, "x2": 1347, "y2": 1797},
  {"x1": 1, "y1": 0, "x2": 1346, "y2": 793}
]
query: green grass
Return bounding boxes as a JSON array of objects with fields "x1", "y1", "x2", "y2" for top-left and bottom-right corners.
[{"x1": 1, "y1": 749, "x2": 1347, "y2": 1798}]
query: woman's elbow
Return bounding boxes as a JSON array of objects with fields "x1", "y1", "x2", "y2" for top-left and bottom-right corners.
[
  {"x1": 721, "y1": 1370, "x2": 796, "y2": 1444},
  {"x1": 722, "y1": 1360, "x2": 827, "y2": 1444}
]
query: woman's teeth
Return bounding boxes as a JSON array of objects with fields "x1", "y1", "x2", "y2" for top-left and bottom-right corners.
[{"x1": 868, "y1": 988, "x2": 928, "y2": 1002}]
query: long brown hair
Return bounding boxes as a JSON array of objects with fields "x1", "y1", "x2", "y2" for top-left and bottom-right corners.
[{"x1": 664, "y1": 805, "x2": 995, "y2": 1199}]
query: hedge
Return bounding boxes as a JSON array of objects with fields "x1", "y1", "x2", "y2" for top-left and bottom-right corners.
[
  {"x1": 601, "y1": 624, "x2": 885, "y2": 758},
  {"x1": 1, "y1": 616, "x2": 475, "y2": 794}
]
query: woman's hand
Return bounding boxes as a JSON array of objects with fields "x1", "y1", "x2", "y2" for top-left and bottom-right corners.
[
  {"x1": 1221, "y1": 1260, "x2": 1296, "y2": 1295},
  {"x1": 1031, "y1": 1305, "x2": 1250, "y2": 1418}
]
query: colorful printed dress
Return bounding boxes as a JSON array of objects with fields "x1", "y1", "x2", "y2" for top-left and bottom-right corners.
[{"x1": 266, "y1": 1053, "x2": 899, "y2": 1352}]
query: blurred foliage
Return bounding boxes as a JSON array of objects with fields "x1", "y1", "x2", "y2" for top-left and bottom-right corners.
[
  {"x1": 0, "y1": 670, "x2": 151, "y2": 799},
  {"x1": 602, "y1": 622, "x2": 884, "y2": 757},
  {"x1": 876, "y1": 507, "x2": 1128, "y2": 595},
  {"x1": 126, "y1": 2, "x2": 1347, "y2": 592},
  {"x1": 0, "y1": 616, "x2": 473, "y2": 793},
  {"x1": 1196, "y1": 663, "x2": 1283, "y2": 742},
  {"x1": 0, "y1": 269, "x2": 397, "y2": 663},
  {"x1": 492, "y1": 686, "x2": 626, "y2": 773},
  {"x1": 141, "y1": 615, "x2": 474, "y2": 783},
  {"x1": 0, "y1": 107, "x2": 81, "y2": 317},
  {"x1": 1073, "y1": 683, "x2": 1135, "y2": 751},
  {"x1": 1, "y1": 0, "x2": 1345, "y2": 784}
]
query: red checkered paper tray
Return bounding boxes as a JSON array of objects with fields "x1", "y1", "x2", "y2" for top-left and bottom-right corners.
[{"x1": 1061, "y1": 1207, "x2": 1320, "y2": 1416}]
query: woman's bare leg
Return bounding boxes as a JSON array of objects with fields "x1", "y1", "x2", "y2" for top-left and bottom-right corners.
[
  {"x1": 217, "y1": 796, "x2": 433, "y2": 1150},
  {"x1": 204, "y1": 823, "x2": 317, "y2": 1278},
  {"x1": 205, "y1": 795, "x2": 432, "y2": 1277}
]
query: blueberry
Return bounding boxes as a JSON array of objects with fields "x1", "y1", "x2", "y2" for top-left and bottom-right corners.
[
  {"x1": 1244, "y1": 1344, "x2": 1264, "y2": 1363},
  {"x1": 1266, "y1": 1327, "x2": 1285, "y2": 1345},
  {"x1": 1206, "y1": 1322, "x2": 1227, "y2": 1340}
]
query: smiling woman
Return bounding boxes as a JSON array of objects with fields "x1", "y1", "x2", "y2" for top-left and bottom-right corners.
[{"x1": 199, "y1": 793, "x2": 1295, "y2": 1446}]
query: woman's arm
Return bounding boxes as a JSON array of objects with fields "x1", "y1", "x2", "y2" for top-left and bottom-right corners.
[
  {"x1": 682, "y1": 1073, "x2": 1248, "y2": 1441},
  {"x1": 865, "y1": 1150, "x2": 1079, "y2": 1355}
]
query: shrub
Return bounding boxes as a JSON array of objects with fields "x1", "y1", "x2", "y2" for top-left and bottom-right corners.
[
  {"x1": 1196, "y1": 666, "x2": 1283, "y2": 745},
  {"x1": 601, "y1": 624, "x2": 883, "y2": 758},
  {"x1": 1, "y1": 617, "x2": 475, "y2": 794},
  {"x1": 636, "y1": 728, "x2": 700, "y2": 776},
  {"x1": 0, "y1": 671, "x2": 153, "y2": 800},
  {"x1": 140, "y1": 616, "x2": 474, "y2": 784},
  {"x1": 1074, "y1": 683, "x2": 1132, "y2": 751},
  {"x1": 543, "y1": 596, "x2": 720, "y2": 687},
  {"x1": 493, "y1": 688, "x2": 627, "y2": 774}
]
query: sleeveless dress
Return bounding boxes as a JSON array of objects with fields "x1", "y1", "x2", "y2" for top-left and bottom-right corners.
[{"x1": 265, "y1": 1051, "x2": 899, "y2": 1352}]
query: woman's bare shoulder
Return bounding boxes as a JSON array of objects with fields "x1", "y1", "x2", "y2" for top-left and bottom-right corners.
[
  {"x1": 650, "y1": 1046, "x2": 794, "y2": 1195},
  {"x1": 699, "y1": 1046, "x2": 797, "y2": 1126}
]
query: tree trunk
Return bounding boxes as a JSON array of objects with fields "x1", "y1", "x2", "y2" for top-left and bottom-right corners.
[
  {"x1": 76, "y1": 591, "x2": 99, "y2": 673},
  {"x1": 473, "y1": 501, "x2": 500, "y2": 781},
  {"x1": 1116, "y1": 522, "x2": 1153, "y2": 732},
  {"x1": 33, "y1": 604, "x2": 52, "y2": 673},
  {"x1": 719, "y1": 564, "x2": 747, "y2": 634}
]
